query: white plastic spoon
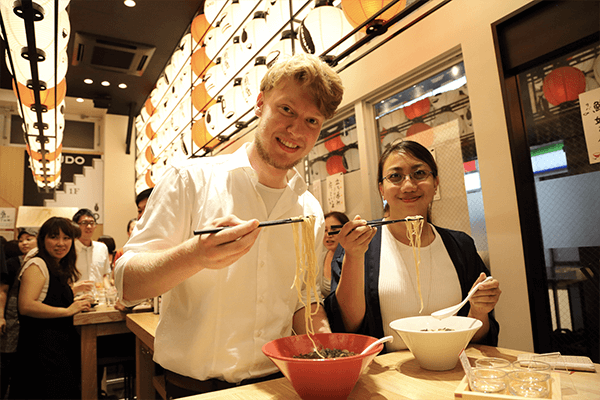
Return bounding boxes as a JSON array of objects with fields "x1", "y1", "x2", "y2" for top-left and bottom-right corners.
[
  {"x1": 431, "y1": 276, "x2": 494, "y2": 320},
  {"x1": 360, "y1": 335, "x2": 394, "y2": 355}
]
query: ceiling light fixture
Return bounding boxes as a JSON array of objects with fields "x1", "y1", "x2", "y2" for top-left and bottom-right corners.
[
  {"x1": 76, "y1": 98, "x2": 84, "y2": 102},
  {"x1": 101, "y1": 81, "x2": 111, "y2": 87},
  {"x1": 84, "y1": 78, "x2": 93, "y2": 84},
  {"x1": 118, "y1": 83, "x2": 127, "y2": 89},
  {"x1": 124, "y1": 0, "x2": 136, "y2": 7}
]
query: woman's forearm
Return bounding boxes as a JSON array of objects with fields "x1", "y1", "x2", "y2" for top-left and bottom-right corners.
[{"x1": 335, "y1": 254, "x2": 366, "y2": 332}]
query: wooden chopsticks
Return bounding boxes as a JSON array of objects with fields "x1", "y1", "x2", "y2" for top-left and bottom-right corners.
[
  {"x1": 194, "y1": 216, "x2": 307, "y2": 235},
  {"x1": 328, "y1": 216, "x2": 423, "y2": 235}
]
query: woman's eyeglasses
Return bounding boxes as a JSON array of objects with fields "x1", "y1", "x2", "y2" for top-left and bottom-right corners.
[
  {"x1": 78, "y1": 220, "x2": 97, "y2": 227},
  {"x1": 382, "y1": 170, "x2": 434, "y2": 185}
]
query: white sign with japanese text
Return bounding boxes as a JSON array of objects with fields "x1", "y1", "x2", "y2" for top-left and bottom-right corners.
[
  {"x1": 579, "y1": 88, "x2": 600, "y2": 164},
  {"x1": 0, "y1": 208, "x2": 16, "y2": 230},
  {"x1": 326, "y1": 173, "x2": 345, "y2": 213}
]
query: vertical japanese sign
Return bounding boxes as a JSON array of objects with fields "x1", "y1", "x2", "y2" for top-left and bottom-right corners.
[
  {"x1": 326, "y1": 173, "x2": 345, "y2": 213},
  {"x1": 579, "y1": 88, "x2": 600, "y2": 164}
]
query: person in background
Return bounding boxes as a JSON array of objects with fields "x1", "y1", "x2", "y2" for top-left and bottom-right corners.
[
  {"x1": 136, "y1": 188, "x2": 153, "y2": 219},
  {"x1": 1, "y1": 228, "x2": 38, "y2": 399},
  {"x1": 114, "y1": 218, "x2": 136, "y2": 266},
  {"x1": 325, "y1": 140, "x2": 501, "y2": 351},
  {"x1": 321, "y1": 212, "x2": 349, "y2": 297},
  {"x1": 115, "y1": 53, "x2": 344, "y2": 397},
  {"x1": 97, "y1": 235, "x2": 117, "y2": 269},
  {"x1": 10, "y1": 217, "x2": 92, "y2": 399},
  {"x1": 72, "y1": 209, "x2": 111, "y2": 290}
]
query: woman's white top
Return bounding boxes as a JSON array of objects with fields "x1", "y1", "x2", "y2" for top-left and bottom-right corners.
[
  {"x1": 19, "y1": 256, "x2": 50, "y2": 302},
  {"x1": 379, "y1": 224, "x2": 462, "y2": 351}
]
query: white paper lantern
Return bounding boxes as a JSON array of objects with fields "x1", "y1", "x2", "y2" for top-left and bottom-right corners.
[
  {"x1": 242, "y1": 56, "x2": 267, "y2": 104},
  {"x1": 221, "y1": 79, "x2": 252, "y2": 126},
  {"x1": 299, "y1": 5, "x2": 354, "y2": 58},
  {"x1": 204, "y1": 100, "x2": 223, "y2": 137},
  {"x1": 266, "y1": 30, "x2": 302, "y2": 67},
  {"x1": 309, "y1": 160, "x2": 327, "y2": 182},
  {"x1": 239, "y1": 11, "x2": 270, "y2": 59},
  {"x1": 343, "y1": 147, "x2": 360, "y2": 172},
  {"x1": 204, "y1": 24, "x2": 228, "y2": 60},
  {"x1": 219, "y1": 1, "x2": 256, "y2": 43},
  {"x1": 221, "y1": 39, "x2": 251, "y2": 79},
  {"x1": 171, "y1": 33, "x2": 193, "y2": 75},
  {"x1": 378, "y1": 109, "x2": 407, "y2": 132},
  {"x1": 29, "y1": 156, "x2": 61, "y2": 176},
  {"x1": 308, "y1": 142, "x2": 327, "y2": 160},
  {"x1": 204, "y1": 62, "x2": 230, "y2": 98},
  {"x1": 266, "y1": 0, "x2": 313, "y2": 36},
  {"x1": 203, "y1": 0, "x2": 229, "y2": 26},
  {"x1": 7, "y1": 47, "x2": 68, "y2": 89},
  {"x1": 432, "y1": 111, "x2": 466, "y2": 136},
  {"x1": 340, "y1": 127, "x2": 357, "y2": 146},
  {"x1": 2, "y1": 6, "x2": 70, "y2": 52},
  {"x1": 381, "y1": 131, "x2": 402, "y2": 150}
]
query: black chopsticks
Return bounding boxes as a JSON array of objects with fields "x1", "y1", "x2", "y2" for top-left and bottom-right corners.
[
  {"x1": 328, "y1": 216, "x2": 423, "y2": 235},
  {"x1": 194, "y1": 216, "x2": 306, "y2": 235}
]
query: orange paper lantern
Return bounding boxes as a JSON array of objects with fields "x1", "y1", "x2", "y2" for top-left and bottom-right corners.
[
  {"x1": 192, "y1": 118, "x2": 215, "y2": 149},
  {"x1": 191, "y1": 13, "x2": 212, "y2": 44},
  {"x1": 145, "y1": 98, "x2": 155, "y2": 116},
  {"x1": 191, "y1": 47, "x2": 215, "y2": 79},
  {"x1": 406, "y1": 122, "x2": 431, "y2": 136},
  {"x1": 146, "y1": 123, "x2": 156, "y2": 140},
  {"x1": 12, "y1": 78, "x2": 67, "y2": 110},
  {"x1": 403, "y1": 98, "x2": 430, "y2": 120},
  {"x1": 324, "y1": 133, "x2": 345, "y2": 152},
  {"x1": 341, "y1": 0, "x2": 406, "y2": 31},
  {"x1": 326, "y1": 155, "x2": 347, "y2": 175},
  {"x1": 145, "y1": 146, "x2": 157, "y2": 164},
  {"x1": 27, "y1": 143, "x2": 62, "y2": 162},
  {"x1": 192, "y1": 83, "x2": 217, "y2": 112},
  {"x1": 543, "y1": 66, "x2": 586, "y2": 106},
  {"x1": 145, "y1": 170, "x2": 155, "y2": 188}
]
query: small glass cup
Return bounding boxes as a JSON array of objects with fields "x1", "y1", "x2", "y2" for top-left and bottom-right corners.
[
  {"x1": 475, "y1": 357, "x2": 511, "y2": 370},
  {"x1": 512, "y1": 360, "x2": 551, "y2": 372},
  {"x1": 470, "y1": 368, "x2": 508, "y2": 393},
  {"x1": 106, "y1": 287, "x2": 118, "y2": 306},
  {"x1": 508, "y1": 370, "x2": 551, "y2": 398}
]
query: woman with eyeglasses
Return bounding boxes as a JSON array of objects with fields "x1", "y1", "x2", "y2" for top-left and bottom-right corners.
[
  {"x1": 324, "y1": 140, "x2": 501, "y2": 352},
  {"x1": 11, "y1": 217, "x2": 93, "y2": 399}
]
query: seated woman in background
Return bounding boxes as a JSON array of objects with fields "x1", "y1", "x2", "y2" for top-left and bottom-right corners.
[
  {"x1": 11, "y1": 217, "x2": 92, "y2": 400},
  {"x1": 322, "y1": 212, "x2": 349, "y2": 297},
  {"x1": 325, "y1": 140, "x2": 501, "y2": 351}
]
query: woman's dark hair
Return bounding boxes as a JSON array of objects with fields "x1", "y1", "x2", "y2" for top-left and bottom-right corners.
[
  {"x1": 324, "y1": 212, "x2": 350, "y2": 226},
  {"x1": 126, "y1": 218, "x2": 137, "y2": 232},
  {"x1": 98, "y1": 235, "x2": 116, "y2": 255},
  {"x1": 36, "y1": 217, "x2": 80, "y2": 284},
  {"x1": 377, "y1": 140, "x2": 438, "y2": 219}
]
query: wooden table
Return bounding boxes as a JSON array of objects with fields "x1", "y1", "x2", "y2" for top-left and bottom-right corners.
[
  {"x1": 125, "y1": 312, "x2": 164, "y2": 400},
  {"x1": 125, "y1": 314, "x2": 600, "y2": 400},
  {"x1": 73, "y1": 304, "x2": 151, "y2": 400}
]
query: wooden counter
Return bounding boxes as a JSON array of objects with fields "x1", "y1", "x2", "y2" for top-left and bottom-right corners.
[
  {"x1": 125, "y1": 314, "x2": 600, "y2": 400},
  {"x1": 74, "y1": 304, "x2": 151, "y2": 400}
]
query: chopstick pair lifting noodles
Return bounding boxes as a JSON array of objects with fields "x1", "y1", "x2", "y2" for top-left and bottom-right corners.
[
  {"x1": 193, "y1": 215, "x2": 308, "y2": 235},
  {"x1": 327, "y1": 216, "x2": 424, "y2": 236}
]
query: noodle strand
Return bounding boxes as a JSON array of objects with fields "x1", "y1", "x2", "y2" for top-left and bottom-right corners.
[{"x1": 405, "y1": 216, "x2": 424, "y2": 313}]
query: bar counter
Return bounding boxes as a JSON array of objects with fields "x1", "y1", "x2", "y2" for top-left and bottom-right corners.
[{"x1": 126, "y1": 313, "x2": 600, "y2": 400}]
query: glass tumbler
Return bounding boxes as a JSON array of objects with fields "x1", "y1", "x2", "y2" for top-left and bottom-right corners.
[
  {"x1": 475, "y1": 357, "x2": 511, "y2": 370},
  {"x1": 508, "y1": 370, "x2": 551, "y2": 398},
  {"x1": 470, "y1": 368, "x2": 507, "y2": 393}
]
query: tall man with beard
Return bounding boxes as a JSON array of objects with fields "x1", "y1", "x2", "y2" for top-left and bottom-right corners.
[{"x1": 115, "y1": 53, "x2": 344, "y2": 397}]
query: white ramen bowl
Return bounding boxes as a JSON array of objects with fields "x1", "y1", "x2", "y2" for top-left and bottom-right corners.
[{"x1": 389, "y1": 316, "x2": 482, "y2": 371}]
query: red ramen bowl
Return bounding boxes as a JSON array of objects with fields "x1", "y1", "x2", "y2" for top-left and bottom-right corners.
[{"x1": 262, "y1": 333, "x2": 383, "y2": 400}]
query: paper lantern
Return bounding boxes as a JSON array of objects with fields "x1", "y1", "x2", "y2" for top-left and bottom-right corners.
[
  {"x1": 2, "y1": 6, "x2": 70, "y2": 52},
  {"x1": 324, "y1": 133, "x2": 345, "y2": 152},
  {"x1": 192, "y1": 117, "x2": 215, "y2": 148},
  {"x1": 171, "y1": 33, "x2": 193, "y2": 75},
  {"x1": 266, "y1": 0, "x2": 313, "y2": 36},
  {"x1": 146, "y1": 123, "x2": 156, "y2": 140},
  {"x1": 340, "y1": 127, "x2": 358, "y2": 146},
  {"x1": 12, "y1": 78, "x2": 66, "y2": 110},
  {"x1": 29, "y1": 157, "x2": 60, "y2": 176},
  {"x1": 326, "y1": 155, "x2": 347, "y2": 175},
  {"x1": 586, "y1": 76, "x2": 599, "y2": 91},
  {"x1": 135, "y1": 174, "x2": 150, "y2": 194},
  {"x1": 542, "y1": 66, "x2": 586, "y2": 106},
  {"x1": 219, "y1": 2, "x2": 256, "y2": 43},
  {"x1": 191, "y1": 47, "x2": 215, "y2": 79},
  {"x1": 242, "y1": 56, "x2": 267, "y2": 104},
  {"x1": 27, "y1": 141, "x2": 62, "y2": 162},
  {"x1": 403, "y1": 98, "x2": 430, "y2": 120},
  {"x1": 299, "y1": 5, "x2": 354, "y2": 58},
  {"x1": 192, "y1": 82, "x2": 217, "y2": 112},
  {"x1": 309, "y1": 160, "x2": 327, "y2": 182},
  {"x1": 204, "y1": 100, "x2": 223, "y2": 137},
  {"x1": 406, "y1": 122, "x2": 431, "y2": 136},
  {"x1": 145, "y1": 145, "x2": 157, "y2": 164},
  {"x1": 145, "y1": 169, "x2": 155, "y2": 188},
  {"x1": 343, "y1": 147, "x2": 360, "y2": 171},
  {"x1": 191, "y1": 13, "x2": 212, "y2": 44},
  {"x1": 381, "y1": 131, "x2": 402, "y2": 149},
  {"x1": 341, "y1": 0, "x2": 406, "y2": 32},
  {"x1": 203, "y1": 0, "x2": 228, "y2": 26},
  {"x1": 204, "y1": 63, "x2": 229, "y2": 98},
  {"x1": 239, "y1": 11, "x2": 270, "y2": 59},
  {"x1": 308, "y1": 142, "x2": 328, "y2": 160},
  {"x1": 221, "y1": 40, "x2": 250, "y2": 79},
  {"x1": 145, "y1": 98, "x2": 156, "y2": 116},
  {"x1": 7, "y1": 47, "x2": 68, "y2": 90},
  {"x1": 221, "y1": 79, "x2": 250, "y2": 124},
  {"x1": 266, "y1": 30, "x2": 302, "y2": 67},
  {"x1": 432, "y1": 111, "x2": 465, "y2": 136},
  {"x1": 204, "y1": 26, "x2": 227, "y2": 61}
]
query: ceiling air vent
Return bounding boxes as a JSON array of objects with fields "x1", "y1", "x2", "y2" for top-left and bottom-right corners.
[{"x1": 72, "y1": 32, "x2": 155, "y2": 76}]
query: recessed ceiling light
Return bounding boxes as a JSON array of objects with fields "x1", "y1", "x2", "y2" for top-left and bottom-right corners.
[
  {"x1": 118, "y1": 83, "x2": 127, "y2": 89},
  {"x1": 84, "y1": 78, "x2": 93, "y2": 84},
  {"x1": 76, "y1": 98, "x2": 84, "y2": 103},
  {"x1": 124, "y1": 0, "x2": 136, "y2": 7},
  {"x1": 101, "y1": 81, "x2": 110, "y2": 87}
]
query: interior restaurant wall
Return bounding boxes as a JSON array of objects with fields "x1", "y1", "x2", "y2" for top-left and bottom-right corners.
[{"x1": 103, "y1": 114, "x2": 137, "y2": 251}]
